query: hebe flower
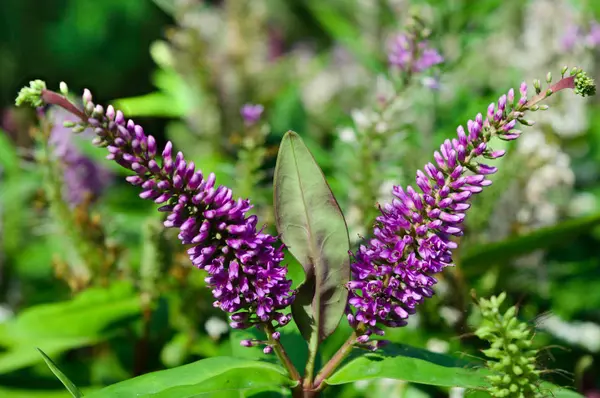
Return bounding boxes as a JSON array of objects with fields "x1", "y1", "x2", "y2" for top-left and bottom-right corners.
[
  {"x1": 240, "y1": 104, "x2": 264, "y2": 126},
  {"x1": 475, "y1": 293, "x2": 543, "y2": 398},
  {"x1": 48, "y1": 107, "x2": 112, "y2": 206},
  {"x1": 388, "y1": 33, "x2": 443, "y2": 73},
  {"x1": 346, "y1": 69, "x2": 595, "y2": 339},
  {"x1": 18, "y1": 83, "x2": 294, "y2": 331}
]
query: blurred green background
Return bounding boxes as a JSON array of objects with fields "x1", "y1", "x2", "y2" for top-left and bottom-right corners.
[{"x1": 1, "y1": 0, "x2": 600, "y2": 397}]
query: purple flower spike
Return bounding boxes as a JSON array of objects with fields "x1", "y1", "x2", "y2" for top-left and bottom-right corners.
[
  {"x1": 48, "y1": 107, "x2": 112, "y2": 206},
  {"x1": 62, "y1": 92, "x2": 294, "y2": 330},
  {"x1": 388, "y1": 33, "x2": 443, "y2": 74},
  {"x1": 240, "y1": 104, "x2": 264, "y2": 126},
  {"x1": 347, "y1": 85, "x2": 534, "y2": 337}
]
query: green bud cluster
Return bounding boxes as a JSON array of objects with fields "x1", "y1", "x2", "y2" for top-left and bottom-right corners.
[
  {"x1": 573, "y1": 69, "x2": 596, "y2": 97},
  {"x1": 15, "y1": 79, "x2": 47, "y2": 107},
  {"x1": 475, "y1": 293, "x2": 542, "y2": 398}
]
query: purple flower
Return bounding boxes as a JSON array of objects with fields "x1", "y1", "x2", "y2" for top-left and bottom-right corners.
[
  {"x1": 561, "y1": 24, "x2": 580, "y2": 51},
  {"x1": 587, "y1": 21, "x2": 600, "y2": 47},
  {"x1": 48, "y1": 107, "x2": 111, "y2": 206},
  {"x1": 66, "y1": 91, "x2": 294, "y2": 329},
  {"x1": 347, "y1": 83, "x2": 530, "y2": 337},
  {"x1": 388, "y1": 33, "x2": 443, "y2": 73},
  {"x1": 240, "y1": 104, "x2": 264, "y2": 126}
]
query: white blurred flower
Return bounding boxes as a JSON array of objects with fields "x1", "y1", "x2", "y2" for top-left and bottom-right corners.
[
  {"x1": 338, "y1": 127, "x2": 357, "y2": 143},
  {"x1": 205, "y1": 316, "x2": 229, "y2": 339},
  {"x1": 426, "y1": 338, "x2": 450, "y2": 353},
  {"x1": 538, "y1": 314, "x2": 600, "y2": 352},
  {"x1": 0, "y1": 305, "x2": 13, "y2": 323},
  {"x1": 378, "y1": 180, "x2": 397, "y2": 204},
  {"x1": 439, "y1": 306, "x2": 462, "y2": 327},
  {"x1": 450, "y1": 387, "x2": 466, "y2": 398},
  {"x1": 568, "y1": 192, "x2": 598, "y2": 216},
  {"x1": 351, "y1": 109, "x2": 376, "y2": 131}
]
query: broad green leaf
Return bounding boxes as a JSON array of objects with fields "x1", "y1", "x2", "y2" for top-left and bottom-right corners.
[
  {"x1": 0, "y1": 129, "x2": 19, "y2": 173},
  {"x1": 0, "y1": 281, "x2": 140, "y2": 343},
  {"x1": 111, "y1": 91, "x2": 184, "y2": 118},
  {"x1": 326, "y1": 344, "x2": 585, "y2": 396},
  {"x1": 85, "y1": 357, "x2": 296, "y2": 398},
  {"x1": 0, "y1": 282, "x2": 141, "y2": 373},
  {"x1": 459, "y1": 213, "x2": 600, "y2": 269},
  {"x1": 37, "y1": 349, "x2": 83, "y2": 397},
  {"x1": 326, "y1": 344, "x2": 491, "y2": 389},
  {"x1": 274, "y1": 131, "x2": 350, "y2": 343},
  {"x1": 0, "y1": 387, "x2": 95, "y2": 398}
]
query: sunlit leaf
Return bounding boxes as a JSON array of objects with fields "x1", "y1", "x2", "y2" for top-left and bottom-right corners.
[
  {"x1": 459, "y1": 213, "x2": 600, "y2": 269},
  {"x1": 326, "y1": 343, "x2": 491, "y2": 388},
  {"x1": 85, "y1": 357, "x2": 296, "y2": 397},
  {"x1": 0, "y1": 282, "x2": 141, "y2": 374}
]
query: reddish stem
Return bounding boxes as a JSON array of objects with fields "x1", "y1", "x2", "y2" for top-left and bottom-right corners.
[
  {"x1": 526, "y1": 75, "x2": 575, "y2": 107},
  {"x1": 41, "y1": 90, "x2": 88, "y2": 121}
]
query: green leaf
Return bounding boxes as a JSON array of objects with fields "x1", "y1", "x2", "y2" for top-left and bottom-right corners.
[
  {"x1": 0, "y1": 282, "x2": 141, "y2": 374},
  {"x1": 111, "y1": 91, "x2": 184, "y2": 118},
  {"x1": 37, "y1": 349, "x2": 83, "y2": 397},
  {"x1": 466, "y1": 383, "x2": 585, "y2": 398},
  {"x1": 0, "y1": 129, "x2": 19, "y2": 174},
  {"x1": 85, "y1": 357, "x2": 296, "y2": 398},
  {"x1": 0, "y1": 387, "x2": 94, "y2": 398},
  {"x1": 459, "y1": 213, "x2": 600, "y2": 268},
  {"x1": 274, "y1": 131, "x2": 350, "y2": 343},
  {"x1": 326, "y1": 344, "x2": 491, "y2": 389},
  {"x1": 326, "y1": 344, "x2": 585, "y2": 396},
  {"x1": 305, "y1": 1, "x2": 385, "y2": 74}
]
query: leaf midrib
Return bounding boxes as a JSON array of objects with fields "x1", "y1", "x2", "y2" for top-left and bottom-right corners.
[{"x1": 288, "y1": 135, "x2": 323, "y2": 335}]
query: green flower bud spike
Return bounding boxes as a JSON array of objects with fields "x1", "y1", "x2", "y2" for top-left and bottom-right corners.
[
  {"x1": 574, "y1": 70, "x2": 596, "y2": 97},
  {"x1": 475, "y1": 293, "x2": 543, "y2": 398},
  {"x1": 15, "y1": 80, "x2": 47, "y2": 108}
]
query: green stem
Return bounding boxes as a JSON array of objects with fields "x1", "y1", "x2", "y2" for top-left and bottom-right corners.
[
  {"x1": 37, "y1": 120, "x2": 96, "y2": 284},
  {"x1": 261, "y1": 324, "x2": 302, "y2": 384},
  {"x1": 313, "y1": 331, "x2": 357, "y2": 391},
  {"x1": 303, "y1": 330, "x2": 319, "y2": 390}
]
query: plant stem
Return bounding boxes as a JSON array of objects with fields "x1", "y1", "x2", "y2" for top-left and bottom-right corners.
[
  {"x1": 313, "y1": 331, "x2": 357, "y2": 391},
  {"x1": 262, "y1": 324, "x2": 302, "y2": 383},
  {"x1": 302, "y1": 330, "x2": 319, "y2": 390}
]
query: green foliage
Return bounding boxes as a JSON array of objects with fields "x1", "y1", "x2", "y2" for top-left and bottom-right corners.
[
  {"x1": 37, "y1": 349, "x2": 83, "y2": 397},
  {"x1": 326, "y1": 344, "x2": 491, "y2": 389},
  {"x1": 85, "y1": 357, "x2": 296, "y2": 397},
  {"x1": 274, "y1": 131, "x2": 350, "y2": 345},
  {"x1": 475, "y1": 293, "x2": 543, "y2": 397},
  {"x1": 459, "y1": 212, "x2": 600, "y2": 269},
  {"x1": 2, "y1": 0, "x2": 600, "y2": 397},
  {"x1": 0, "y1": 282, "x2": 141, "y2": 374}
]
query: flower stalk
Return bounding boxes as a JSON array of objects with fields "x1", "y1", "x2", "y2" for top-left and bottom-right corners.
[
  {"x1": 345, "y1": 67, "x2": 595, "y2": 340},
  {"x1": 17, "y1": 80, "x2": 296, "y2": 339}
]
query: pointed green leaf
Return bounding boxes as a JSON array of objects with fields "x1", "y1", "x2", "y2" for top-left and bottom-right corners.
[
  {"x1": 273, "y1": 131, "x2": 350, "y2": 343},
  {"x1": 326, "y1": 344, "x2": 491, "y2": 388},
  {"x1": 0, "y1": 282, "x2": 141, "y2": 374},
  {"x1": 326, "y1": 344, "x2": 585, "y2": 396},
  {"x1": 37, "y1": 349, "x2": 83, "y2": 397},
  {"x1": 85, "y1": 357, "x2": 296, "y2": 398},
  {"x1": 459, "y1": 212, "x2": 600, "y2": 268}
]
